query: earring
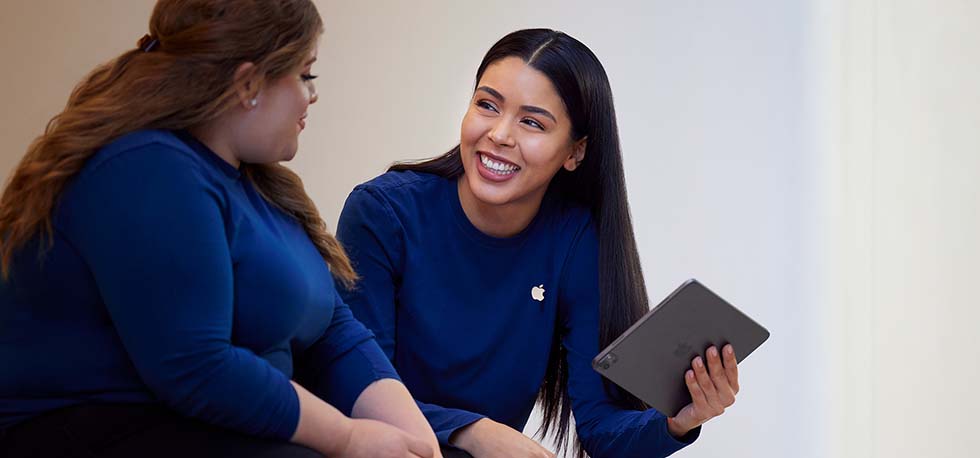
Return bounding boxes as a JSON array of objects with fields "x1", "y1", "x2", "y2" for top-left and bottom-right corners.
[{"x1": 249, "y1": 99, "x2": 258, "y2": 107}]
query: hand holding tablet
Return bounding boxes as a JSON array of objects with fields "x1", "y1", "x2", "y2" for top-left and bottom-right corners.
[{"x1": 592, "y1": 279, "x2": 769, "y2": 434}]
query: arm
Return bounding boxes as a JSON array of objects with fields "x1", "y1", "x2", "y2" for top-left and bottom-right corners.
[
  {"x1": 558, "y1": 223, "x2": 698, "y2": 458},
  {"x1": 338, "y1": 185, "x2": 557, "y2": 457},
  {"x1": 336, "y1": 187, "x2": 487, "y2": 446},
  {"x1": 352, "y1": 378, "x2": 439, "y2": 455},
  {"x1": 295, "y1": 290, "x2": 440, "y2": 455},
  {"x1": 64, "y1": 145, "x2": 299, "y2": 439},
  {"x1": 292, "y1": 380, "x2": 434, "y2": 457}
]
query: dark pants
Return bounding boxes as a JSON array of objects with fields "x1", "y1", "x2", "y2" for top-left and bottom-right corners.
[
  {"x1": 0, "y1": 403, "x2": 322, "y2": 458},
  {"x1": 440, "y1": 445, "x2": 475, "y2": 458},
  {"x1": 1, "y1": 403, "x2": 475, "y2": 458}
]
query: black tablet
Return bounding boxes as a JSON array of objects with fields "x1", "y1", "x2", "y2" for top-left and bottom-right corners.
[{"x1": 591, "y1": 279, "x2": 770, "y2": 416}]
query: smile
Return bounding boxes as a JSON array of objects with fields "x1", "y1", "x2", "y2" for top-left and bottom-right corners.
[{"x1": 479, "y1": 152, "x2": 520, "y2": 175}]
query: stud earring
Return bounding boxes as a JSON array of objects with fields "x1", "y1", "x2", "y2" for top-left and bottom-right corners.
[{"x1": 249, "y1": 99, "x2": 258, "y2": 107}]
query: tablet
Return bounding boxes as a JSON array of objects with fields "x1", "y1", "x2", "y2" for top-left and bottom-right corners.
[{"x1": 591, "y1": 279, "x2": 769, "y2": 416}]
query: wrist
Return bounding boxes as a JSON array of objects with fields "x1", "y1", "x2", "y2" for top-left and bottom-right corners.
[
  {"x1": 325, "y1": 416, "x2": 355, "y2": 456},
  {"x1": 450, "y1": 418, "x2": 489, "y2": 452},
  {"x1": 667, "y1": 416, "x2": 694, "y2": 439}
]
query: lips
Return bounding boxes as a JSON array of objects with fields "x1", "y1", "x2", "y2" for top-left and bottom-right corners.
[
  {"x1": 479, "y1": 151, "x2": 519, "y2": 168},
  {"x1": 475, "y1": 151, "x2": 520, "y2": 182}
]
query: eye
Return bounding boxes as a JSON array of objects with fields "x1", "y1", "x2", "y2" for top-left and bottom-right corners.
[
  {"x1": 301, "y1": 74, "x2": 318, "y2": 82},
  {"x1": 522, "y1": 118, "x2": 544, "y2": 130},
  {"x1": 476, "y1": 100, "x2": 499, "y2": 113}
]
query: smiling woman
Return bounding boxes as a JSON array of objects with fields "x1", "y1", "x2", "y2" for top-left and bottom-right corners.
[
  {"x1": 336, "y1": 28, "x2": 741, "y2": 458},
  {"x1": 457, "y1": 57, "x2": 587, "y2": 237}
]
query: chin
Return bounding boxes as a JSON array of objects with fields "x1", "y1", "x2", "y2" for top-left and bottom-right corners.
[
  {"x1": 279, "y1": 143, "x2": 299, "y2": 162},
  {"x1": 464, "y1": 172, "x2": 519, "y2": 206}
]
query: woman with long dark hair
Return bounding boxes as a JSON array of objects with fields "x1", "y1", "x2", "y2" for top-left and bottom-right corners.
[
  {"x1": 337, "y1": 29, "x2": 741, "y2": 457},
  {"x1": 0, "y1": 1, "x2": 438, "y2": 457}
]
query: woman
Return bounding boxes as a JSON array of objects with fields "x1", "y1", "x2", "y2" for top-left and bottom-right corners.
[
  {"x1": 337, "y1": 29, "x2": 741, "y2": 458},
  {"x1": 0, "y1": 1, "x2": 438, "y2": 457}
]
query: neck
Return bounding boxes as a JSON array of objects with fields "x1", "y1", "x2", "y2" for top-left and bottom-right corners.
[
  {"x1": 456, "y1": 176, "x2": 545, "y2": 238},
  {"x1": 187, "y1": 121, "x2": 241, "y2": 169}
]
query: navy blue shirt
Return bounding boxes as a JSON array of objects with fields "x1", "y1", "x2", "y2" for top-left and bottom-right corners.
[
  {"x1": 0, "y1": 130, "x2": 397, "y2": 439},
  {"x1": 337, "y1": 171, "x2": 697, "y2": 457}
]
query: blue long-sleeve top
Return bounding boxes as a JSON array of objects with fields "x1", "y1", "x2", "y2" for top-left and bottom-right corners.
[
  {"x1": 0, "y1": 129, "x2": 398, "y2": 438},
  {"x1": 336, "y1": 170, "x2": 698, "y2": 457}
]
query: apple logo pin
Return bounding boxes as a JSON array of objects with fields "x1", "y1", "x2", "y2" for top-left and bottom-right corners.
[{"x1": 531, "y1": 284, "x2": 546, "y2": 302}]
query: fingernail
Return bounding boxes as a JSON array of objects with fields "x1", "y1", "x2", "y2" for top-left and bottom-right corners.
[
  {"x1": 709, "y1": 347, "x2": 718, "y2": 357},
  {"x1": 725, "y1": 345, "x2": 734, "y2": 355},
  {"x1": 687, "y1": 370, "x2": 695, "y2": 380},
  {"x1": 695, "y1": 357, "x2": 703, "y2": 368}
]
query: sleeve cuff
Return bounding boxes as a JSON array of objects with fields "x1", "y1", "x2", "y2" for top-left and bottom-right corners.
[
  {"x1": 664, "y1": 421, "x2": 701, "y2": 446},
  {"x1": 658, "y1": 415, "x2": 701, "y2": 453},
  {"x1": 437, "y1": 412, "x2": 485, "y2": 446}
]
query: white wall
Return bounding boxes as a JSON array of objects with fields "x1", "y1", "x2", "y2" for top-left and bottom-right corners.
[
  {"x1": 0, "y1": 1, "x2": 153, "y2": 179},
  {"x1": 1, "y1": 1, "x2": 977, "y2": 457},
  {"x1": 813, "y1": 1, "x2": 980, "y2": 457}
]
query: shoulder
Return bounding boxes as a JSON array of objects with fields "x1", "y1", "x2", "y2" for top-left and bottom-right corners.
[
  {"x1": 353, "y1": 170, "x2": 447, "y2": 198},
  {"x1": 54, "y1": 131, "x2": 231, "y2": 240},
  {"x1": 78, "y1": 130, "x2": 218, "y2": 181},
  {"x1": 345, "y1": 170, "x2": 449, "y2": 215},
  {"x1": 60, "y1": 130, "x2": 227, "y2": 220}
]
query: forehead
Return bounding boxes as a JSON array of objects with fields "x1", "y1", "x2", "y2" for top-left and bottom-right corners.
[{"x1": 477, "y1": 57, "x2": 565, "y2": 113}]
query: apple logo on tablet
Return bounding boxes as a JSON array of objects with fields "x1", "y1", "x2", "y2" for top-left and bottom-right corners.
[
  {"x1": 531, "y1": 284, "x2": 545, "y2": 302},
  {"x1": 673, "y1": 341, "x2": 693, "y2": 359}
]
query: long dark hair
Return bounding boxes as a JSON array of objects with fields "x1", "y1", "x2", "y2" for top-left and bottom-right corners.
[
  {"x1": 0, "y1": 0, "x2": 357, "y2": 287},
  {"x1": 390, "y1": 28, "x2": 649, "y2": 456}
]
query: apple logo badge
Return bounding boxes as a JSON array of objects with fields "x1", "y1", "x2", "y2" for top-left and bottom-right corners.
[{"x1": 531, "y1": 284, "x2": 546, "y2": 302}]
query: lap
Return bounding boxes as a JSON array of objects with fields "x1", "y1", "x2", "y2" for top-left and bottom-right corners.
[
  {"x1": 1, "y1": 403, "x2": 322, "y2": 458},
  {"x1": 441, "y1": 445, "x2": 475, "y2": 458}
]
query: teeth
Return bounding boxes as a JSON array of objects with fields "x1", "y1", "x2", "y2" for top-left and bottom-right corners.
[{"x1": 480, "y1": 153, "x2": 519, "y2": 174}]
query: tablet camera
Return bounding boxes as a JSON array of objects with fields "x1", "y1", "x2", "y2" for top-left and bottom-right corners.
[{"x1": 597, "y1": 352, "x2": 618, "y2": 370}]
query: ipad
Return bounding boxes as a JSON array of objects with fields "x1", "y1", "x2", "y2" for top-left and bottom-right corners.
[{"x1": 591, "y1": 279, "x2": 769, "y2": 416}]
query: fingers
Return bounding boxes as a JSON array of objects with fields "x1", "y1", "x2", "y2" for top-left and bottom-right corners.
[
  {"x1": 684, "y1": 368, "x2": 709, "y2": 424},
  {"x1": 685, "y1": 369, "x2": 708, "y2": 406},
  {"x1": 403, "y1": 432, "x2": 434, "y2": 458},
  {"x1": 706, "y1": 347, "x2": 736, "y2": 406},
  {"x1": 692, "y1": 355, "x2": 724, "y2": 416},
  {"x1": 723, "y1": 344, "x2": 740, "y2": 394}
]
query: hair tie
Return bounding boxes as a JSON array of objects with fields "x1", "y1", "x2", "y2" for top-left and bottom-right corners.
[{"x1": 138, "y1": 34, "x2": 159, "y2": 52}]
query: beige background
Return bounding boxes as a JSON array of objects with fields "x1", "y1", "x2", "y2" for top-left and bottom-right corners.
[{"x1": 2, "y1": 1, "x2": 978, "y2": 457}]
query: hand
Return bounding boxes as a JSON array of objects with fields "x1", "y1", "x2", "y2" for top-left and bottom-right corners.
[
  {"x1": 451, "y1": 418, "x2": 554, "y2": 458},
  {"x1": 667, "y1": 344, "x2": 740, "y2": 438},
  {"x1": 335, "y1": 418, "x2": 435, "y2": 458}
]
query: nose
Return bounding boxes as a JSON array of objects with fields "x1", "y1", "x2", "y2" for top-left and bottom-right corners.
[
  {"x1": 487, "y1": 119, "x2": 514, "y2": 147},
  {"x1": 306, "y1": 80, "x2": 318, "y2": 105}
]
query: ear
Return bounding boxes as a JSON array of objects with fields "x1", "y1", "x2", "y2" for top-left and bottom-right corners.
[
  {"x1": 232, "y1": 62, "x2": 261, "y2": 109},
  {"x1": 562, "y1": 137, "x2": 588, "y2": 172}
]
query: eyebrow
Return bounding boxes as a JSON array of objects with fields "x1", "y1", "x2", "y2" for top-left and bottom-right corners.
[{"x1": 476, "y1": 86, "x2": 557, "y2": 123}]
